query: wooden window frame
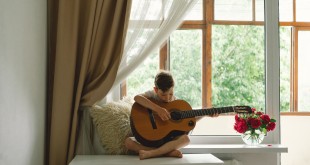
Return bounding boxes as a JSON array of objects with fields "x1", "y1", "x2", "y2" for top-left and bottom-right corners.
[
  {"x1": 290, "y1": 27, "x2": 310, "y2": 114},
  {"x1": 123, "y1": 0, "x2": 310, "y2": 115}
]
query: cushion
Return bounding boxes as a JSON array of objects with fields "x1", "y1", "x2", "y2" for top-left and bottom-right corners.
[{"x1": 90, "y1": 97, "x2": 134, "y2": 154}]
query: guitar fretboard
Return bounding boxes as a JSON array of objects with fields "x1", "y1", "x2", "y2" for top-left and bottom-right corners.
[{"x1": 176, "y1": 106, "x2": 236, "y2": 119}]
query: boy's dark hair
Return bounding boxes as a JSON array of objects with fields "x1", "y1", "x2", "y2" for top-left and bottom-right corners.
[{"x1": 154, "y1": 71, "x2": 174, "y2": 92}]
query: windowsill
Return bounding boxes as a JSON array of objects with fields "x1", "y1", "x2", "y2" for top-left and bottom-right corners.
[
  {"x1": 181, "y1": 144, "x2": 288, "y2": 154},
  {"x1": 70, "y1": 154, "x2": 224, "y2": 165},
  {"x1": 70, "y1": 145, "x2": 288, "y2": 165}
]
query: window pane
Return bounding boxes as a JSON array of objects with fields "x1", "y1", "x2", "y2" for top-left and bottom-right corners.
[
  {"x1": 193, "y1": 25, "x2": 266, "y2": 136},
  {"x1": 279, "y1": 0, "x2": 293, "y2": 22},
  {"x1": 296, "y1": 0, "x2": 310, "y2": 22},
  {"x1": 126, "y1": 51, "x2": 159, "y2": 96},
  {"x1": 214, "y1": 0, "x2": 252, "y2": 21},
  {"x1": 279, "y1": 27, "x2": 291, "y2": 112},
  {"x1": 170, "y1": 30, "x2": 202, "y2": 108},
  {"x1": 298, "y1": 30, "x2": 310, "y2": 112},
  {"x1": 212, "y1": 25, "x2": 265, "y2": 111},
  {"x1": 184, "y1": 0, "x2": 203, "y2": 20},
  {"x1": 255, "y1": 0, "x2": 264, "y2": 21}
]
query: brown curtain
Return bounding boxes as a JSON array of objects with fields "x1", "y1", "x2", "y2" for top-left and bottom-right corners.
[{"x1": 46, "y1": 0, "x2": 131, "y2": 164}]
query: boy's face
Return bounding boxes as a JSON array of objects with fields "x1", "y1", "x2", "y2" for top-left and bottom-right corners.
[{"x1": 154, "y1": 87, "x2": 174, "y2": 103}]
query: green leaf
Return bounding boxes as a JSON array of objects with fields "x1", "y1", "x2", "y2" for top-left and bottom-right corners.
[
  {"x1": 270, "y1": 119, "x2": 276, "y2": 122},
  {"x1": 262, "y1": 128, "x2": 267, "y2": 135}
]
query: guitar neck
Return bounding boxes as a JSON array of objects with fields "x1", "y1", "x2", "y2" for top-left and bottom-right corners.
[{"x1": 177, "y1": 106, "x2": 236, "y2": 119}]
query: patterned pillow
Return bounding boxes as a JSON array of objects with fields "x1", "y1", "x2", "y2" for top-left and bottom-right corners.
[{"x1": 90, "y1": 97, "x2": 134, "y2": 154}]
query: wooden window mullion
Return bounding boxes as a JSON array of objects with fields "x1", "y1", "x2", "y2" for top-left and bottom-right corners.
[
  {"x1": 204, "y1": 0, "x2": 214, "y2": 108},
  {"x1": 160, "y1": 40, "x2": 169, "y2": 70},
  {"x1": 291, "y1": 27, "x2": 298, "y2": 112}
]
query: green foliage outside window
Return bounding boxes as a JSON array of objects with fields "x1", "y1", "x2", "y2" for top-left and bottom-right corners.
[
  {"x1": 279, "y1": 26, "x2": 291, "y2": 112},
  {"x1": 170, "y1": 30, "x2": 202, "y2": 108},
  {"x1": 126, "y1": 25, "x2": 291, "y2": 112},
  {"x1": 212, "y1": 25, "x2": 265, "y2": 110},
  {"x1": 127, "y1": 51, "x2": 159, "y2": 97}
]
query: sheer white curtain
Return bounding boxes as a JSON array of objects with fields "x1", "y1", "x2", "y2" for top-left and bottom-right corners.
[{"x1": 105, "y1": 0, "x2": 198, "y2": 102}]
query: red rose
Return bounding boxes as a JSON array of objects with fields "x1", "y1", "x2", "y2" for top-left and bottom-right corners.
[
  {"x1": 235, "y1": 114, "x2": 240, "y2": 122},
  {"x1": 251, "y1": 108, "x2": 256, "y2": 113},
  {"x1": 234, "y1": 119, "x2": 248, "y2": 133},
  {"x1": 248, "y1": 118, "x2": 262, "y2": 129},
  {"x1": 261, "y1": 114, "x2": 271, "y2": 124},
  {"x1": 267, "y1": 122, "x2": 276, "y2": 131},
  {"x1": 234, "y1": 107, "x2": 276, "y2": 135}
]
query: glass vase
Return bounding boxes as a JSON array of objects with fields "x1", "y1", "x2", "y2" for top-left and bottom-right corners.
[{"x1": 241, "y1": 129, "x2": 265, "y2": 145}]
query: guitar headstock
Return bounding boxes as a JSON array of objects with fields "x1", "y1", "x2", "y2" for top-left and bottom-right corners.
[{"x1": 234, "y1": 106, "x2": 252, "y2": 113}]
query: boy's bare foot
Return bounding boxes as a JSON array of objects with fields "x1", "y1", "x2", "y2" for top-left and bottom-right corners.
[
  {"x1": 139, "y1": 150, "x2": 151, "y2": 160},
  {"x1": 139, "y1": 149, "x2": 183, "y2": 160},
  {"x1": 164, "y1": 149, "x2": 183, "y2": 158}
]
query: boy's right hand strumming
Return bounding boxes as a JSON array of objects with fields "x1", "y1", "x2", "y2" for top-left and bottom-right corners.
[{"x1": 155, "y1": 107, "x2": 171, "y2": 121}]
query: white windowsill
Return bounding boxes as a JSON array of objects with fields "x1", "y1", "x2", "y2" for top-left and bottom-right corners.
[
  {"x1": 70, "y1": 154, "x2": 224, "y2": 165},
  {"x1": 181, "y1": 144, "x2": 288, "y2": 154},
  {"x1": 70, "y1": 145, "x2": 288, "y2": 165}
]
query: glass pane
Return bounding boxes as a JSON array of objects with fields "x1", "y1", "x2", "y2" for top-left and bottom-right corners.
[
  {"x1": 212, "y1": 25, "x2": 265, "y2": 110},
  {"x1": 184, "y1": 0, "x2": 203, "y2": 20},
  {"x1": 214, "y1": 0, "x2": 252, "y2": 21},
  {"x1": 279, "y1": 0, "x2": 293, "y2": 22},
  {"x1": 170, "y1": 30, "x2": 202, "y2": 108},
  {"x1": 193, "y1": 25, "x2": 266, "y2": 136},
  {"x1": 126, "y1": 51, "x2": 159, "y2": 97},
  {"x1": 296, "y1": 0, "x2": 310, "y2": 22},
  {"x1": 298, "y1": 30, "x2": 310, "y2": 112},
  {"x1": 280, "y1": 27, "x2": 291, "y2": 112},
  {"x1": 255, "y1": 0, "x2": 264, "y2": 21}
]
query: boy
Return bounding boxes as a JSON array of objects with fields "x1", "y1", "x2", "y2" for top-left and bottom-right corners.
[{"x1": 125, "y1": 70, "x2": 218, "y2": 160}]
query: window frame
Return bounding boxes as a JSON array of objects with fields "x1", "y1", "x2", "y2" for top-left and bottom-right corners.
[
  {"x1": 280, "y1": 0, "x2": 310, "y2": 114},
  {"x1": 121, "y1": 0, "x2": 309, "y2": 144},
  {"x1": 290, "y1": 27, "x2": 310, "y2": 113},
  {"x1": 133, "y1": 0, "x2": 310, "y2": 115},
  {"x1": 185, "y1": 0, "x2": 280, "y2": 144}
]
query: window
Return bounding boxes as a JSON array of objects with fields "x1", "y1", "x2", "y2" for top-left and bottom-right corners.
[
  {"x1": 214, "y1": 0, "x2": 253, "y2": 21},
  {"x1": 123, "y1": 0, "x2": 283, "y2": 143},
  {"x1": 170, "y1": 30, "x2": 202, "y2": 108},
  {"x1": 125, "y1": 51, "x2": 159, "y2": 97},
  {"x1": 279, "y1": 0, "x2": 310, "y2": 113},
  {"x1": 296, "y1": 30, "x2": 310, "y2": 112},
  {"x1": 179, "y1": 0, "x2": 266, "y2": 136},
  {"x1": 291, "y1": 28, "x2": 310, "y2": 112}
]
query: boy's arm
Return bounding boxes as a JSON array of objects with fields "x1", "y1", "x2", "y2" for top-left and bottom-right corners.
[{"x1": 134, "y1": 94, "x2": 171, "y2": 121}]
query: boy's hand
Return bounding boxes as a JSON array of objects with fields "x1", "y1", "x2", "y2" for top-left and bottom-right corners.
[{"x1": 157, "y1": 107, "x2": 171, "y2": 121}]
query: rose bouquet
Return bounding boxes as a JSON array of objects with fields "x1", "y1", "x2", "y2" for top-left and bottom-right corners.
[{"x1": 234, "y1": 107, "x2": 276, "y2": 145}]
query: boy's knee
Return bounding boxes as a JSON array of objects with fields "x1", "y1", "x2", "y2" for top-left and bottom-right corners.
[
  {"x1": 125, "y1": 137, "x2": 133, "y2": 148},
  {"x1": 180, "y1": 134, "x2": 190, "y2": 145}
]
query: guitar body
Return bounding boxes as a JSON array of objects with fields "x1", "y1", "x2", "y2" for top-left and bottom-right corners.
[{"x1": 130, "y1": 99, "x2": 196, "y2": 147}]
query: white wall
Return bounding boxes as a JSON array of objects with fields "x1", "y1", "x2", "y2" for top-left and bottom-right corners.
[
  {"x1": 281, "y1": 116, "x2": 310, "y2": 165},
  {"x1": 0, "y1": 0, "x2": 46, "y2": 165}
]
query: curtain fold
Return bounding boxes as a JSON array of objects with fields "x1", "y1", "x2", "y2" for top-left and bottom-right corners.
[{"x1": 47, "y1": 0, "x2": 131, "y2": 164}]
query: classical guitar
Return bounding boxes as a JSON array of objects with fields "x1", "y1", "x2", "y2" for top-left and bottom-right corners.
[{"x1": 130, "y1": 99, "x2": 251, "y2": 147}]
